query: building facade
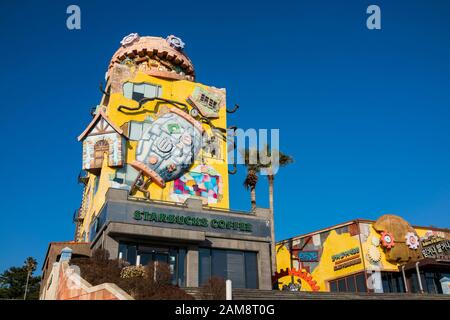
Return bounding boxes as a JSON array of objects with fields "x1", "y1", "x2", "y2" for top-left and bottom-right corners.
[
  {"x1": 275, "y1": 214, "x2": 450, "y2": 294},
  {"x1": 70, "y1": 33, "x2": 273, "y2": 290}
]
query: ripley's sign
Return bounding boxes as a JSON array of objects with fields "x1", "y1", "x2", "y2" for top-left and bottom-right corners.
[{"x1": 421, "y1": 235, "x2": 450, "y2": 260}]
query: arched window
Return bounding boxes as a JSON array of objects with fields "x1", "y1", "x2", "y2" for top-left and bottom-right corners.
[{"x1": 94, "y1": 139, "x2": 109, "y2": 168}]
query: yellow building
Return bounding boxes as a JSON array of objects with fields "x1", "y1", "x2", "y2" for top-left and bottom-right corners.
[
  {"x1": 275, "y1": 214, "x2": 450, "y2": 294},
  {"x1": 70, "y1": 33, "x2": 273, "y2": 289},
  {"x1": 75, "y1": 34, "x2": 231, "y2": 242}
]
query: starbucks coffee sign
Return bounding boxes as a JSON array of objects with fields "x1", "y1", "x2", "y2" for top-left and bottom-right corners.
[
  {"x1": 89, "y1": 198, "x2": 271, "y2": 242},
  {"x1": 133, "y1": 210, "x2": 253, "y2": 232}
]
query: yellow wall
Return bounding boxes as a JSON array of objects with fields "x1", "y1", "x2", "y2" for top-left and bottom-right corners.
[
  {"x1": 276, "y1": 230, "x2": 364, "y2": 292},
  {"x1": 310, "y1": 230, "x2": 364, "y2": 291},
  {"x1": 77, "y1": 69, "x2": 230, "y2": 241},
  {"x1": 276, "y1": 221, "x2": 450, "y2": 292},
  {"x1": 361, "y1": 225, "x2": 398, "y2": 272}
]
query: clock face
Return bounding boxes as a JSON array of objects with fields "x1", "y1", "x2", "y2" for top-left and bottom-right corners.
[
  {"x1": 384, "y1": 235, "x2": 392, "y2": 243},
  {"x1": 409, "y1": 236, "x2": 416, "y2": 244}
]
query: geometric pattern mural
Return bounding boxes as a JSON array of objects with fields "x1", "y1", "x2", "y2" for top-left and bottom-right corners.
[{"x1": 171, "y1": 164, "x2": 222, "y2": 205}]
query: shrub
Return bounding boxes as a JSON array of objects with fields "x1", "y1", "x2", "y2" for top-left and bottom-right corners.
[
  {"x1": 120, "y1": 265, "x2": 146, "y2": 279},
  {"x1": 200, "y1": 276, "x2": 226, "y2": 300},
  {"x1": 70, "y1": 248, "x2": 193, "y2": 300}
]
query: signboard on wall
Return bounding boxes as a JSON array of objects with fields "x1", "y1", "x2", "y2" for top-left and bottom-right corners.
[
  {"x1": 421, "y1": 234, "x2": 450, "y2": 260},
  {"x1": 331, "y1": 247, "x2": 362, "y2": 271},
  {"x1": 298, "y1": 251, "x2": 319, "y2": 262},
  {"x1": 89, "y1": 198, "x2": 271, "y2": 242}
]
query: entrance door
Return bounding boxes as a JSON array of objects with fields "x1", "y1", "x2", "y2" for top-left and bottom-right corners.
[
  {"x1": 119, "y1": 242, "x2": 186, "y2": 287},
  {"x1": 138, "y1": 246, "x2": 170, "y2": 266},
  {"x1": 94, "y1": 140, "x2": 109, "y2": 168}
]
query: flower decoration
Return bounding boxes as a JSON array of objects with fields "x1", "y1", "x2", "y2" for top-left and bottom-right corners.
[
  {"x1": 380, "y1": 231, "x2": 395, "y2": 249},
  {"x1": 368, "y1": 245, "x2": 381, "y2": 263},
  {"x1": 405, "y1": 232, "x2": 419, "y2": 250},
  {"x1": 166, "y1": 35, "x2": 185, "y2": 50},
  {"x1": 120, "y1": 33, "x2": 140, "y2": 47},
  {"x1": 371, "y1": 236, "x2": 380, "y2": 247}
]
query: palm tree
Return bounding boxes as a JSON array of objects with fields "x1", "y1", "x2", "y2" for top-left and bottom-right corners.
[
  {"x1": 265, "y1": 150, "x2": 294, "y2": 212},
  {"x1": 23, "y1": 257, "x2": 37, "y2": 300},
  {"x1": 243, "y1": 164, "x2": 260, "y2": 211},
  {"x1": 241, "y1": 148, "x2": 262, "y2": 211},
  {"x1": 260, "y1": 147, "x2": 293, "y2": 276}
]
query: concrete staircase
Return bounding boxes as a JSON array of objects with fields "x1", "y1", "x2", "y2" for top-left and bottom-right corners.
[
  {"x1": 185, "y1": 288, "x2": 450, "y2": 300},
  {"x1": 232, "y1": 289, "x2": 450, "y2": 300}
]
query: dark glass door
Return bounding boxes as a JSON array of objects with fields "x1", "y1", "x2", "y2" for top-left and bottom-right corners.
[
  {"x1": 119, "y1": 242, "x2": 186, "y2": 287},
  {"x1": 138, "y1": 246, "x2": 170, "y2": 265}
]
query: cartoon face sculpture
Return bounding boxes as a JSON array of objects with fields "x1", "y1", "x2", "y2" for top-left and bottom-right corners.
[
  {"x1": 135, "y1": 107, "x2": 203, "y2": 184},
  {"x1": 373, "y1": 214, "x2": 422, "y2": 263}
]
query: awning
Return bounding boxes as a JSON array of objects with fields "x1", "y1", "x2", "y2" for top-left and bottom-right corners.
[{"x1": 400, "y1": 258, "x2": 450, "y2": 272}]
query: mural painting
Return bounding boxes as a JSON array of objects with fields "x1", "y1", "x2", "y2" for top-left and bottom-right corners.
[
  {"x1": 74, "y1": 33, "x2": 232, "y2": 241},
  {"x1": 276, "y1": 215, "x2": 450, "y2": 293},
  {"x1": 171, "y1": 165, "x2": 223, "y2": 205}
]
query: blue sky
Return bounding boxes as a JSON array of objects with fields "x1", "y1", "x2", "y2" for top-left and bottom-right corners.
[{"x1": 0, "y1": 0, "x2": 449, "y2": 273}]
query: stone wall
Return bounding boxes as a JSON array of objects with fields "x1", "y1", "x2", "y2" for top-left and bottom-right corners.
[{"x1": 42, "y1": 260, "x2": 133, "y2": 300}]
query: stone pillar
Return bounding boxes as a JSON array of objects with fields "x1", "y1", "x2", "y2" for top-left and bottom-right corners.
[
  {"x1": 186, "y1": 246, "x2": 199, "y2": 287},
  {"x1": 257, "y1": 243, "x2": 273, "y2": 290},
  {"x1": 97, "y1": 232, "x2": 119, "y2": 259},
  {"x1": 60, "y1": 247, "x2": 73, "y2": 262}
]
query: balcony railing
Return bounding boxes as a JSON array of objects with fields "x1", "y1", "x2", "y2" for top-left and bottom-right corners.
[
  {"x1": 73, "y1": 208, "x2": 84, "y2": 223},
  {"x1": 78, "y1": 170, "x2": 89, "y2": 185}
]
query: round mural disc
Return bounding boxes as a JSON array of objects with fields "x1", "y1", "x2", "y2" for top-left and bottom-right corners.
[
  {"x1": 371, "y1": 236, "x2": 380, "y2": 247},
  {"x1": 368, "y1": 245, "x2": 381, "y2": 263}
]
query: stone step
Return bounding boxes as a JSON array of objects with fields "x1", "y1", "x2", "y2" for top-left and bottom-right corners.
[
  {"x1": 184, "y1": 288, "x2": 450, "y2": 300},
  {"x1": 232, "y1": 289, "x2": 450, "y2": 300}
]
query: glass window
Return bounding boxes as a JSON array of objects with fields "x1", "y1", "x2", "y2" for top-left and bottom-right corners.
[
  {"x1": 177, "y1": 248, "x2": 186, "y2": 287},
  {"x1": 394, "y1": 273, "x2": 405, "y2": 293},
  {"x1": 355, "y1": 273, "x2": 366, "y2": 293},
  {"x1": 199, "y1": 248, "x2": 211, "y2": 286},
  {"x1": 211, "y1": 249, "x2": 227, "y2": 280},
  {"x1": 123, "y1": 82, "x2": 133, "y2": 98},
  {"x1": 127, "y1": 245, "x2": 137, "y2": 266},
  {"x1": 382, "y1": 273, "x2": 390, "y2": 292},
  {"x1": 134, "y1": 83, "x2": 145, "y2": 94},
  {"x1": 227, "y1": 251, "x2": 245, "y2": 288},
  {"x1": 123, "y1": 82, "x2": 161, "y2": 101},
  {"x1": 410, "y1": 273, "x2": 419, "y2": 293},
  {"x1": 144, "y1": 84, "x2": 158, "y2": 98},
  {"x1": 338, "y1": 278, "x2": 346, "y2": 292},
  {"x1": 132, "y1": 84, "x2": 145, "y2": 101},
  {"x1": 425, "y1": 272, "x2": 439, "y2": 294},
  {"x1": 329, "y1": 281, "x2": 338, "y2": 292},
  {"x1": 331, "y1": 273, "x2": 367, "y2": 293},
  {"x1": 88, "y1": 218, "x2": 98, "y2": 242},
  {"x1": 347, "y1": 276, "x2": 356, "y2": 292},
  {"x1": 139, "y1": 252, "x2": 152, "y2": 266},
  {"x1": 118, "y1": 243, "x2": 127, "y2": 260},
  {"x1": 118, "y1": 242, "x2": 187, "y2": 285},
  {"x1": 198, "y1": 248, "x2": 259, "y2": 289},
  {"x1": 244, "y1": 252, "x2": 258, "y2": 289}
]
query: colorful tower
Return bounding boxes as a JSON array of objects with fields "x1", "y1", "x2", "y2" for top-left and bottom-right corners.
[
  {"x1": 70, "y1": 34, "x2": 272, "y2": 290},
  {"x1": 75, "y1": 34, "x2": 231, "y2": 242}
]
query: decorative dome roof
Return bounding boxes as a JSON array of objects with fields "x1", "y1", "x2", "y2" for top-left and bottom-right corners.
[{"x1": 108, "y1": 34, "x2": 195, "y2": 81}]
